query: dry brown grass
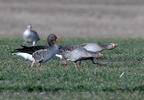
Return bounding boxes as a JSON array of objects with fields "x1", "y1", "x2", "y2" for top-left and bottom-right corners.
[{"x1": 1, "y1": 0, "x2": 144, "y2": 38}]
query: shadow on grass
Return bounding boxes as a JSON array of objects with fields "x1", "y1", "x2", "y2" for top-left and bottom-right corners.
[{"x1": 0, "y1": 85, "x2": 144, "y2": 92}]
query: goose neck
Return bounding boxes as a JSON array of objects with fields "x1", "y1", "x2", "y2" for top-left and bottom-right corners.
[
  {"x1": 48, "y1": 41, "x2": 54, "y2": 46},
  {"x1": 102, "y1": 45, "x2": 108, "y2": 50}
]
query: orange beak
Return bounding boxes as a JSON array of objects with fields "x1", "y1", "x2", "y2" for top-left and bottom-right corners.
[
  {"x1": 112, "y1": 43, "x2": 118, "y2": 48},
  {"x1": 115, "y1": 43, "x2": 118, "y2": 47},
  {"x1": 56, "y1": 38, "x2": 60, "y2": 42},
  {"x1": 28, "y1": 26, "x2": 31, "y2": 30},
  {"x1": 98, "y1": 53, "x2": 103, "y2": 57},
  {"x1": 114, "y1": 43, "x2": 118, "y2": 47}
]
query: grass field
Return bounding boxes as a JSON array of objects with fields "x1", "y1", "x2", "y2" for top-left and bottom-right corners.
[{"x1": 0, "y1": 38, "x2": 144, "y2": 99}]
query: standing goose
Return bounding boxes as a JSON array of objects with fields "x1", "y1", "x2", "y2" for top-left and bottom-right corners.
[
  {"x1": 57, "y1": 45, "x2": 103, "y2": 68},
  {"x1": 56, "y1": 43, "x2": 118, "y2": 66},
  {"x1": 23, "y1": 24, "x2": 40, "y2": 46},
  {"x1": 12, "y1": 34, "x2": 60, "y2": 68}
]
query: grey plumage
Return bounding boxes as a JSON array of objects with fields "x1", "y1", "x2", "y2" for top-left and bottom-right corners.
[
  {"x1": 33, "y1": 45, "x2": 59, "y2": 63},
  {"x1": 60, "y1": 46, "x2": 100, "y2": 62},
  {"x1": 13, "y1": 34, "x2": 60, "y2": 67},
  {"x1": 57, "y1": 43, "x2": 118, "y2": 59},
  {"x1": 23, "y1": 24, "x2": 40, "y2": 46},
  {"x1": 56, "y1": 42, "x2": 118, "y2": 67},
  {"x1": 81, "y1": 43, "x2": 118, "y2": 52},
  {"x1": 57, "y1": 45, "x2": 102, "y2": 68}
]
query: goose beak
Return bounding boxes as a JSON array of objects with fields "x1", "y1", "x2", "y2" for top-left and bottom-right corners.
[
  {"x1": 112, "y1": 43, "x2": 118, "y2": 48},
  {"x1": 28, "y1": 26, "x2": 31, "y2": 30},
  {"x1": 98, "y1": 53, "x2": 103, "y2": 57},
  {"x1": 56, "y1": 38, "x2": 60, "y2": 42},
  {"x1": 27, "y1": 25, "x2": 32, "y2": 30}
]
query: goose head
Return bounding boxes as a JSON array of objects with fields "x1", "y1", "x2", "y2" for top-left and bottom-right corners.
[
  {"x1": 47, "y1": 34, "x2": 60, "y2": 46},
  {"x1": 105, "y1": 43, "x2": 118, "y2": 50},
  {"x1": 27, "y1": 24, "x2": 32, "y2": 30}
]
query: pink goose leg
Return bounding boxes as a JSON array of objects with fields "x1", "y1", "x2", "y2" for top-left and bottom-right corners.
[
  {"x1": 31, "y1": 61, "x2": 35, "y2": 68},
  {"x1": 91, "y1": 58, "x2": 104, "y2": 66},
  {"x1": 73, "y1": 62, "x2": 77, "y2": 68},
  {"x1": 78, "y1": 61, "x2": 81, "y2": 66}
]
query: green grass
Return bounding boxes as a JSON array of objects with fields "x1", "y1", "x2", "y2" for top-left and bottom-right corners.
[{"x1": 0, "y1": 38, "x2": 144, "y2": 100}]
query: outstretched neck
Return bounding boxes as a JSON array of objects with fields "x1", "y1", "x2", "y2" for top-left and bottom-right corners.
[
  {"x1": 103, "y1": 45, "x2": 113, "y2": 50},
  {"x1": 102, "y1": 45, "x2": 109, "y2": 50}
]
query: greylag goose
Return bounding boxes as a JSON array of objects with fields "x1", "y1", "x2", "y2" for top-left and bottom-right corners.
[
  {"x1": 56, "y1": 45, "x2": 103, "y2": 68},
  {"x1": 23, "y1": 24, "x2": 40, "y2": 46},
  {"x1": 81, "y1": 43, "x2": 118, "y2": 52},
  {"x1": 56, "y1": 43, "x2": 118, "y2": 66},
  {"x1": 12, "y1": 34, "x2": 60, "y2": 68}
]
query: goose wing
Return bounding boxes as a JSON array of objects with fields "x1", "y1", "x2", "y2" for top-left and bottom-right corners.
[
  {"x1": 58, "y1": 45, "x2": 80, "y2": 54},
  {"x1": 59, "y1": 45, "x2": 99, "y2": 61},
  {"x1": 80, "y1": 43, "x2": 103, "y2": 52},
  {"x1": 32, "y1": 46, "x2": 58, "y2": 63},
  {"x1": 32, "y1": 49, "x2": 50, "y2": 62},
  {"x1": 12, "y1": 45, "x2": 48, "y2": 55},
  {"x1": 31, "y1": 30, "x2": 40, "y2": 40}
]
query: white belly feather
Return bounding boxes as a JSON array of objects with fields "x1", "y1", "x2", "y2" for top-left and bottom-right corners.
[
  {"x1": 13, "y1": 52, "x2": 35, "y2": 62},
  {"x1": 55, "y1": 54, "x2": 63, "y2": 59}
]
